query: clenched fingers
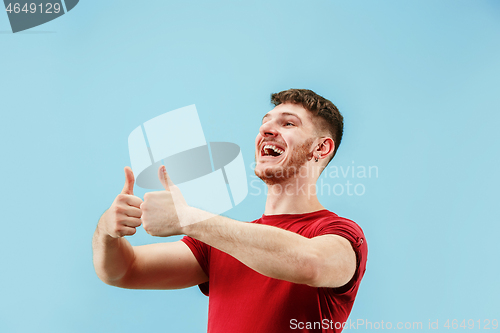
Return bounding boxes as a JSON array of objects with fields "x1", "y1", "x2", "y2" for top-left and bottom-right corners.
[
  {"x1": 125, "y1": 206, "x2": 142, "y2": 218},
  {"x1": 117, "y1": 226, "x2": 138, "y2": 237},
  {"x1": 125, "y1": 195, "x2": 143, "y2": 208},
  {"x1": 121, "y1": 217, "x2": 142, "y2": 228}
]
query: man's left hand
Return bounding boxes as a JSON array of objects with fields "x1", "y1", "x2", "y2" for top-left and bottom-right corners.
[{"x1": 141, "y1": 165, "x2": 188, "y2": 237}]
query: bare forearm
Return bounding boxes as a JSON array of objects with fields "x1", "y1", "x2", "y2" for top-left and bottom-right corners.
[
  {"x1": 92, "y1": 211, "x2": 136, "y2": 285},
  {"x1": 183, "y1": 213, "x2": 318, "y2": 284}
]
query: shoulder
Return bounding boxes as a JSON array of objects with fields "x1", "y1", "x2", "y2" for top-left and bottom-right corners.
[
  {"x1": 313, "y1": 211, "x2": 368, "y2": 294},
  {"x1": 310, "y1": 210, "x2": 366, "y2": 242}
]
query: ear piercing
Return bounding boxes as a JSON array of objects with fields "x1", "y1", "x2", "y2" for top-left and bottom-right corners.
[{"x1": 315, "y1": 155, "x2": 319, "y2": 162}]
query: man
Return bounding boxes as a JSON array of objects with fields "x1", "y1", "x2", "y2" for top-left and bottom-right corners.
[{"x1": 92, "y1": 89, "x2": 367, "y2": 333}]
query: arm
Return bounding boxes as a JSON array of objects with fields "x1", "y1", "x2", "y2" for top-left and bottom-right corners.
[
  {"x1": 92, "y1": 213, "x2": 136, "y2": 285},
  {"x1": 92, "y1": 167, "x2": 207, "y2": 289},
  {"x1": 183, "y1": 214, "x2": 356, "y2": 288},
  {"x1": 141, "y1": 166, "x2": 357, "y2": 288},
  {"x1": 118, "y1": 241, "x2": 207, "y2": 289}
]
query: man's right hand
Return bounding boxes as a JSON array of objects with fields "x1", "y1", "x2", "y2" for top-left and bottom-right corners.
[
  {"x1": 93, "y1": 166, "x2": 208, "y2": 289},
  {"x1": 101, "y1": 166, "x2": 143, "y2": 238}
]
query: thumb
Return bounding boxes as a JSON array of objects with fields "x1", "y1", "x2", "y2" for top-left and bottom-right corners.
[
  {"x1": 158, "y1": 165, "x2": 173, "y2": 191},
  {"x1": 121, "y1": 166, "x2": 135, "y2": 195}
]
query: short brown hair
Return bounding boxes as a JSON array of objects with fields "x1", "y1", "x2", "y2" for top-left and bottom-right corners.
[{"x1": 271, "y1": 89, "x2": 344, "y2": 162}]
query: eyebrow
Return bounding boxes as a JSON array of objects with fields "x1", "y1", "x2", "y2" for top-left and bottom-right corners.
[{"x1": 262, "y1": 112, "x2": 302, "y2": 124}]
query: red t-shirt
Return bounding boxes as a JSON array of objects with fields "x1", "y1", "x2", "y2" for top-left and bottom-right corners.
[{"x1": 181, "y1": 209, "x2": 367, "y2": 333}]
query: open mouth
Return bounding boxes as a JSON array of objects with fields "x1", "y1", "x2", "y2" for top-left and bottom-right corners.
[{"x1": 261, "y1": 144, "x2": 285, "y2": 158}]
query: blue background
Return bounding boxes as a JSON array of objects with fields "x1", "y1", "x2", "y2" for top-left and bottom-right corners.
[{"x1": 1, "y1": 1, "x2": 499, "y2": 332}]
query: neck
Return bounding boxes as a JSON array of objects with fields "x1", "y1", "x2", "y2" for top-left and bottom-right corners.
[{"x1": 263, "y1": 177, "x2": 325, "y2": 215}]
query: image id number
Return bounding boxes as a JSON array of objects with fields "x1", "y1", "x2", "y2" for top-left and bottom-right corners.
[
  {"x1": 6, "y1": 3, "x2": 61, "y2": 14},
  {"x1": 444, "y1": 319, "x2": 498, "y2": 330}
]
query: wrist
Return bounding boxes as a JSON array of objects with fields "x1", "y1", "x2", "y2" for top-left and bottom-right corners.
[
  {"x1": 178, "y1": 209, "x2": 197, "y2": 237},
  {"x1": 179, "y1": 207, "x2": 213, "y2": 238},
  {"x1": 97, "y1": 211, "x2": 120, "y2": 240}
]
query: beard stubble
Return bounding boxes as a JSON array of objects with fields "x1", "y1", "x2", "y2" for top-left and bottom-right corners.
[{"x1": 255, "y1": 138, "x2": 315, "y2": 185}]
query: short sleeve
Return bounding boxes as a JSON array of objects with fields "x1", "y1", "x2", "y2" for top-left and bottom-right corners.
[
  {"x1": 181, "y1": 236, "x2": 211, "y2": 296},
  {"x1": 314, "y1": 218, "x2": 368, "y2": 295}
]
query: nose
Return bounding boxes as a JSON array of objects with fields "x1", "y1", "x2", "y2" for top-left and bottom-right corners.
[{"x1": 259, "y1": 120, "x2": 278, "y2": 138}]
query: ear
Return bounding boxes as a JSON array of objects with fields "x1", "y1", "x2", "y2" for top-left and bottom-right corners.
[{"x1": 314, "y1": 137, "x2": 335, "y2": 161}]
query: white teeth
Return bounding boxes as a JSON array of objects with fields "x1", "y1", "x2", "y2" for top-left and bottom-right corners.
[{"x1": 263, "y1": 144, "x2": 284, "y2": 155}]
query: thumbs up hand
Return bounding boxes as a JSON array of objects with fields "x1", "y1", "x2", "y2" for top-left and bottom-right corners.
[
  {"x1": 101, "y1": 167, "x2": 144, "y2": 238},
  {"x1": 141, "y1": 166, "x2": 188, "y2": 237},
  {"x1": 121, "y1": 166, "x2": 136, "y2": 195}
]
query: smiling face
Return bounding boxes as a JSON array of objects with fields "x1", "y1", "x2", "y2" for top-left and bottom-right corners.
[{"x1": 254, "y1": 103, "x2": 320, "y2": 185}]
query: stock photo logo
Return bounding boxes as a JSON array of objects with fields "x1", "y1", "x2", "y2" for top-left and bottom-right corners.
[
  {"x1": 3, "y1": 0, "x2": 79, "y2": 33},
  {"x1": 128, "y1": 105, "x2": 248, "y2": 225}
]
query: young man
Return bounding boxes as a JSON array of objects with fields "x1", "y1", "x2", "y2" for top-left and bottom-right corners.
[{"x1": 92, "y1": 89, "x2": 367, "y2": 333}]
